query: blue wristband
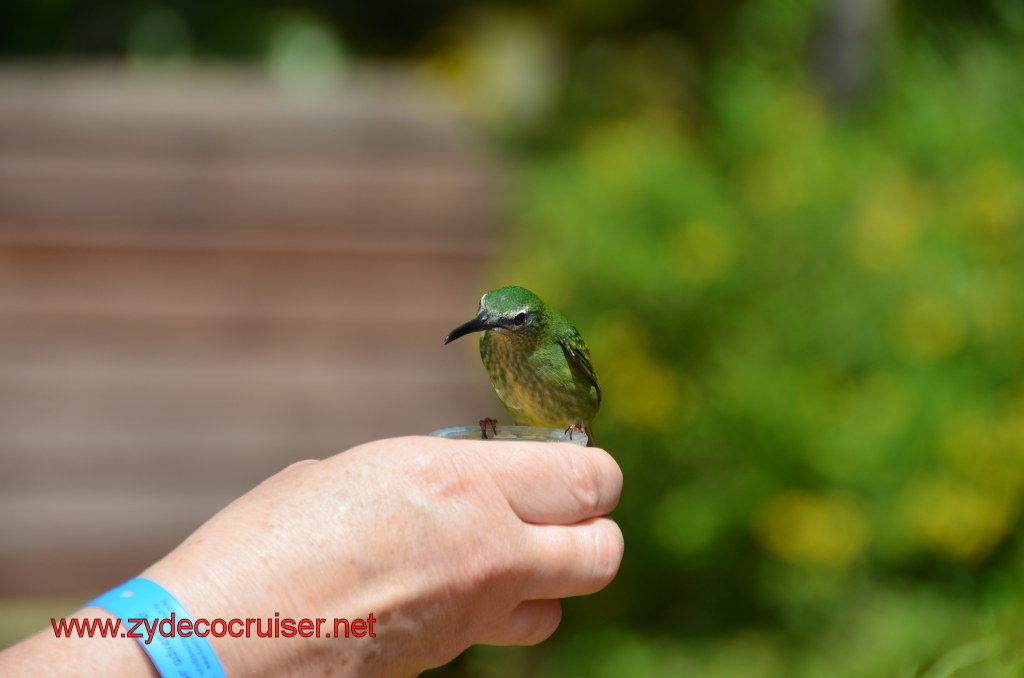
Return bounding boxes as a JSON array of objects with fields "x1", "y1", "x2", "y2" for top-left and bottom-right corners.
[{"x1": 88, "y1": 577, "x2": 227, "y2": 678}]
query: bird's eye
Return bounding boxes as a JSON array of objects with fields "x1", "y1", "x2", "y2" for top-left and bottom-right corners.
[{"x1": 512, "y1": 312, "x2": 527, "y2": 326}]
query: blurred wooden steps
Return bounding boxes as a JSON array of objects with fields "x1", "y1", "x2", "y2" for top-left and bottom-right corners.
[{"x1": 0, "y1": 64, "x2": 504, "y2": 594}]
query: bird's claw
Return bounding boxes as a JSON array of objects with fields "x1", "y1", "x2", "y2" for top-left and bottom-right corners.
[
  {"x1": 479, "y1": 418, "x2": 499, "y2": 440},
  {"x1": 564, "y1": 423, "x2": 587, "y2": 441}
]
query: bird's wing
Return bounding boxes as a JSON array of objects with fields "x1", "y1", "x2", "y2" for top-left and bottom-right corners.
[{"x1": 559, "y1": 328, "x2": 602, "y2": 406}]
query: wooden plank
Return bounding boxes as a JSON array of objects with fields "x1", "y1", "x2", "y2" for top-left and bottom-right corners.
[
  {"x1": 0, "y1": 364, "x2": 493, "y2": 443},
  {"x1": 0, "y1": 491, "x2": 233, "y2": 594},
  {"x1": 0, "y1": 161, "x2": 498, "y2": 240},
  {"x1": 0, "y1": 246, "x2": 489, "y2": 316},
  {"x1": 0, "y1": 491, "x2": 234, "y2": 556},
  {"x1": 0, "y1": 441, "x2": 320, "y2": 493},
  {"x1": 0, "y1": 313, "x2": 475, "y2": 365},
  {"x1": 0, "y1": 66, "x2": 476, "y2": 165}
]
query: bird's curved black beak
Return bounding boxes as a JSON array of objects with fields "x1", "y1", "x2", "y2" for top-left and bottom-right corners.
[{"x1": 444, "y1": 314, "x2": 495, "y2": 344}]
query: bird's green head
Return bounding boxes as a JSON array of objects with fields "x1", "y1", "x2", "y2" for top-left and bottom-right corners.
[{"x1": 444, "y1": 285, "x2": 547, "y2": 345}]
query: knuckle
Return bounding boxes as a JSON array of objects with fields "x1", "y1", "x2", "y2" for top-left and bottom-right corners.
[
  {"x1": 526, "y1": 601, "x2": 562, "y2": 645},
  {"x1": 271, "y1": 459, "x2": 319, "y2": 485},
  {"x1": 588, "y1": 520, "x2": 624, "y2": 584},
  {"x1": 566, "y1": 450, "x2": 604, "y2": 515},
  {"x1": 515, "y1": 600, "x2": 562, "y2": 646},
  {"x1": 283, "y1": 459, "x2": 318, "y2": 472}
]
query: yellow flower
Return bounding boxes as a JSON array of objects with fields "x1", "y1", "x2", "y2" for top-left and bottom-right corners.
[
  {"x1": 940, "y1": 411, "x2": 1024, "y2": 493},
  {"x1": 967, "y1": 157, "x2": 1020, "y2": 237},
  {"x1": 754, "y1": 491, "x2": 869, "y2": 568},
  {"x1": 892, "y1": 294, "x2": 965, "y2": 361},
  {"x1": 850, "y1": 173, "x2": 924, "y2": 273},
  {"x1": 899, "y1": 474, "x2": 1014, "y2": 562},
  {"x1": 589, "y1": 318, "x2": 683, "y2": 430}
]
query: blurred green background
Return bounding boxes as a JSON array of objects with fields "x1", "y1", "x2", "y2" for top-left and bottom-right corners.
[{"x1": 3, "y1": 0, "x2": 1024, "y2": 675}]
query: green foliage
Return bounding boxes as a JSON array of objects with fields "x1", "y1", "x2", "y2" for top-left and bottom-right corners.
[{"x1": 468, "y1": 26, "x2": 1024, "y2": 678}]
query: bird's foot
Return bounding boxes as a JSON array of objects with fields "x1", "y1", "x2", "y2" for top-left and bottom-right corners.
[
  {"x1": 479, "y1": 418, "x2": 499, "y2": 440},
  {"x1": 564, "y1": 423, "x2": 587, "y2": 441}
]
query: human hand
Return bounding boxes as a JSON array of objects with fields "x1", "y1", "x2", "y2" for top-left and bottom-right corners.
[{"x1": 138, "y1": 436, "x2": 623, "y2": 677}]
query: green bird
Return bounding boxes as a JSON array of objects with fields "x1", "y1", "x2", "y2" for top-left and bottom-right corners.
[{"x1": 444, "y1": 285, "x2": 601, "y2": 442}]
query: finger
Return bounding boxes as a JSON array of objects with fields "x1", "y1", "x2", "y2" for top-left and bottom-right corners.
[
  {"x1": 485, "y1": 443, "x2": 623, "y2": 524},
  {"x1": 517, "y1": 516, "x2": 624, "y2": 600},
  {"x1": 478, "y1": 599, "x2": 562, "y2": 646}
]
